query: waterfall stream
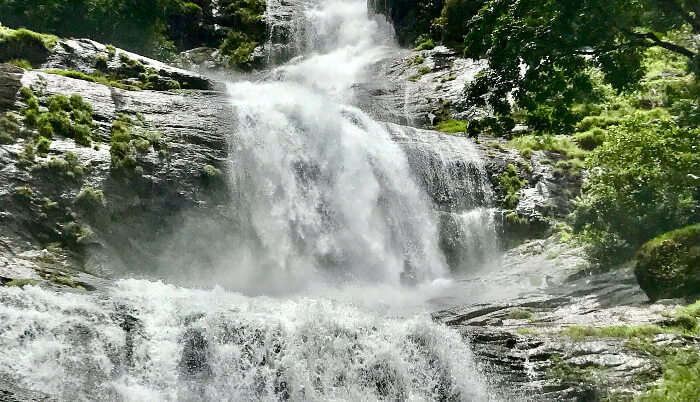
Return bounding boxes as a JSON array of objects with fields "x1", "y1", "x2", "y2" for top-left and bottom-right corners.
[{"x1": 0, "y1": 0, "x2": 501, "y2": 400}]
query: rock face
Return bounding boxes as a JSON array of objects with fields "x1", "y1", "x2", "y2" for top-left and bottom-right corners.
[
  {"x1": 433, "y1": 236, "x2": 693, "y2": 401},
  {"x1": 358, "y1": 46, "x2": 487, "y2": 129},
  {"x1": 635, "y1": 223, "x2": 700, "y2": 301},
  {"x1": 0, "y1": 377, "x2": 54, "y2": 402},
  {"x1": 41, "y1": 37, "x2": 214, "y2": 90},
  {"x1": 0, "y1": 59, "x2": 232, "y2": 279}
]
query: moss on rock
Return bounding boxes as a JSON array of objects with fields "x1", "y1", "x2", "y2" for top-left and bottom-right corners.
[
  {"x1": 4, "y1": 278, "x2": 39, "y2": 287},
  {"x1": 0, "y1": 26, "x2": 57, "y2": 67},
  {"x1": 635, "y1": 224, "x2": 700, "y2": 301}
]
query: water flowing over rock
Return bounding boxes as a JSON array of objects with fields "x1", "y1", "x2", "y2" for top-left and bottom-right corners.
[
  {"x1": 0, "y1": 280, "x2": 490, "y2": 400},
  {"x1": 0, "y1": 0, "x2": 503, "y2": 400}
]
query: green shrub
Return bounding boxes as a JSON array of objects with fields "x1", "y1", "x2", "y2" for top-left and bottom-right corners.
[
  {"x1": 75, "y1": 185, "x2": 105, "y2": 211},
  {"x1": 412, "y1": 55, "x2": 425, "y2": 65},
  {"x1": 575, "y1": 115, "x2": 621, "y2": 132},
  {"x1": 508, "y1": 134, "x2": 587, "y2": 159},
  {"x1": 43, "y1": 152, "x2": 84, "y2": 179},
  {"x1": 21, "y1": 92, "x2": 95, "y2": 146},
  {"x1": 0, "y1": 27, "x2": 57, "y2": 65},
  {"x1": 109, "y1": 114, "x2": 165, "y2": 173},
  {"x1": 95, "y1": 54, "x2": 109, "y2": 70},
  {"x1": 0, "y1": 113, "x2": 21, "y2": 144},
  {"x1": 35, "y1": 136, "x2": 51, "y2": 155},
  {"x1": 574, "y1": 128, "x2": 605, "y2": 150},
  {"x1": 133, "y1": 138, "x2": 151, "y2": 154},
  {"x1": 561, "y1": 324, "x2": 665, "y2": 340},
  {"x1": 8, "y1": 58, "x2": 32, "y2": 69},
  {"x1": 48, "y1": 94, "x2": 70, "y2": 112},
  {"x1": 63, "y1": 222, "x2": 94, "y2": 248},
  {"x1": 499, "y1": 164, "x2": 525, "y2": 210},
  {"x1": 17, "y1": 143, "x2": 36, "y2": 167},
  {"x1": 139, "y1": 73, "x2": 182, "y2": 91},
  {"x1": 105, "y1": 44, "x2": 116, "y2": 58},
  {"x1": 203, "y1": 164, "x2": 222, "y2": 178},
  {"x1": 639, "y1": 350, "x2": 700, "y2": 401},
  {"x1": 553, "y1": 158, "x2": 585, "y2": 174},
  {"x1": 220, "y1": 31, "x2": 258, "y2": 67},
  {"x1": 572, "y1": 116, "x2": 700, "y2": 265},
  {"x1": 507, "y1": 308, "x2": 534, "y2": 320},
  {"x1": 119, "y1": 52, "x2": 139, "y2": 67},
  {"x1": 414, "y1": 37, "x2": 435, "y2": 51},
  {"x1": 0, "y1": 130, "x2": 13, "y2": 145},
  {"x1": 37, "y1": 120, "x2": 54, "y2": 138},
  {"x1": 20, "y1": 87, "x2": 40, "y2": 128},
  {"x1": 408, "y1": 66, "x2": 431, "y2": 82},
  {"x1": 634, "y1": 224, "x2": 700, "y2": 301},
  {"x1": 19, "y1": 86, "x2": 35, "y2": 100},
  {"x1": 43, "y1": 69, "x2": 140, "y2": 91}
]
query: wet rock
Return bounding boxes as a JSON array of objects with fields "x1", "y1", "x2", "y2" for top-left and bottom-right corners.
[
  {"x1": 0, "y1": 377, "x2": 54, "y2": 402},
  {"x1": 385, "y1": 123, "x2": 493, "y2": 212},
  {"x1": 40, "y1": 38, "x2": 214, "y2": 90},
  {"x1": 433, "y1": 236, "x2": 695, "y2": 400},
  {"x1": 173, "y1": 47, "x2": 227, "y2": 72},
  {"x1": 358, "y1": 46, "x2": 486, "y2": 129},
  {"x1": 0, "y1": 64, "x2": 23, "y2": 108},
  {"x1": 0, "y1": 63, "x2": 233, "y2": 279},
  {"x1": 474, "y1": 140, "x2": 584, "y2": 247},
  {"x1": 180, "y1": 328, "x2": 212, "y2": 377}
]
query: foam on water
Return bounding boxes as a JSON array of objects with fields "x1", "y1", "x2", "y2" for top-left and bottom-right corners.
[{"x1": 0, "y1": 280, "x2": 488, "y2": 401}]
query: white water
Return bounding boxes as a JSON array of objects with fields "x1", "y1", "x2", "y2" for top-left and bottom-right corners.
[
  {"x1": 0, "y1": 280, "x2": 488, "y2": 401},
  {"x1": 0, "y1": 0, "x2": 497, "y2": 400},
  {"x1": 213, "y1": 0, "x2": 451, "y2": 294}
]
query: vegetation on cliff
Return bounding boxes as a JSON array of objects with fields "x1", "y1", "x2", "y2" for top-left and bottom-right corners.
[
  {"x1": 635, "y1": 224, "x2": 700, "y2": 301},
  {"x1": 0, "y1": 0, "x2": 266, "y2": 67},
  {"x1": 0, "y1": 26, "x2": 57, "y2": 67}
]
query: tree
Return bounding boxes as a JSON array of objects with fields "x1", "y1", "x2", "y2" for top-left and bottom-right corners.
[
  {"x1": 462, "y1": 0, "x2": 699, "y2": 133},
  {"x1": 571, "y1": 115, "x2": 700, "y2": 264}
]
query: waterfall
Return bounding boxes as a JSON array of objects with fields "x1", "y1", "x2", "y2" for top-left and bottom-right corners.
[
  {"x1": 0, "y1": 0, "x2": 499, "y2": 400},
  {"x1": 222, "y1": 0, "x2": 450, "y2": 292},
  {"x1": 0, "y1": 280, "x2": 488, "y2": 401}
]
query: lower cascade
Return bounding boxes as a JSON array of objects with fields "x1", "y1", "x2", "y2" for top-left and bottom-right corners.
[
  {"x1": 0, "y1": 0, "x2": 499, "y2": 400},
  {"x1": 0, "y1": 281, "x2": 487, "y2": 401}
]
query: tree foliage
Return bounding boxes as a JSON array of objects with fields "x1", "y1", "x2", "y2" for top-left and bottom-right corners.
[
  {"x1": 460, "y1": 0, "x2": 699, "y2": 133},
  {"x1": 571, "y1": 115, "x2": 700, "y2": 264},
  {"x1": 0, "y1": 0, "x2": 266, "y2": 63}
]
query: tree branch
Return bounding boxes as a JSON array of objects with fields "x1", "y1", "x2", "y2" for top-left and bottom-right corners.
[{"x1": 626, "y1": 31, "x2": 697, "y2": 58}]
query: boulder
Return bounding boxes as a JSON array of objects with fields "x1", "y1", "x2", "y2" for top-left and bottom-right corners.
[{"x1": 635, "y1": 223, "x2": 700, "y2": 301}]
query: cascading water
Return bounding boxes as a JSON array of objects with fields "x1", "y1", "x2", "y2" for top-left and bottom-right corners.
[
  {"x1": 0, "y1": 0, "x2": 500, "y2": 400},
  {"x1": 0, "y1": 280, "x2": 488, "y2": 401}
]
